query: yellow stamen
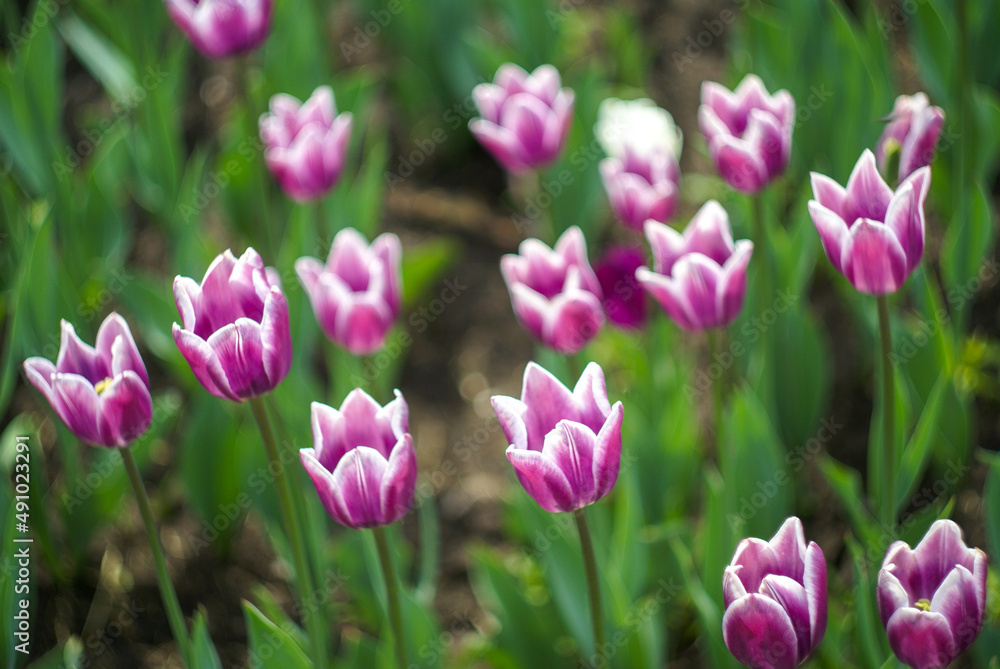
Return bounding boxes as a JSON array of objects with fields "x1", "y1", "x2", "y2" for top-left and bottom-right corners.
[
  {"x1": 914, "y1": 598, "x2": 931, "y2": 612},
  {"x1": 95, "y1": 377, "x2": 113, "y2": 394}
]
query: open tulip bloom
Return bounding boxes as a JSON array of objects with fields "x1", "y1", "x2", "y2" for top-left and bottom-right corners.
[
  {"x1": 24, "y1": 314, "x2": 151, "y2": 448},
  {"x1": 469, "y1": 63, "x2": 574, "y2": 173},
  {"x1": 723, "y1": 517, "x2": 827, "y2": 669},
  {"x1": 699, "y1": 74, "x2": 795, "y2": 193},
  {"x1": 500, "y1": 226, "x2": 605, "y2": 353},
  {"x1": 296, "y1": 228, "x2": 402, "y2": 355},
  {"x1": 808, "y1": 149, "x2": 930, "y2": 296},
  {"x1": 637, "y1": 200, "x2": 753, "y2": 332},
  {"x1": 259, "y1": 86, "x2": 353, "y2": 202},
  {"x1": 876, "y1": 93, "x2": 944, "y2": 184},
  {"x1": 595, "y1": 97, "x2": 682, "y2": 230},
  {"x1": 164, "y1": 0, "x2": 272, "y2": 59},
  {"x1": 173, "y1": 247, "x2": 292, "y2": 401},
  {"x1": 878, "y1": 520, "x2": 987, "y2": 669}
]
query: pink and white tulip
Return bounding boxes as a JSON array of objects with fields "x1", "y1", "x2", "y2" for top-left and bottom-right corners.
[
  {"x1": 296, "y1": 228, "x2": 402, "y2": 355},
  {"x1": 596, "y1": 98, "x2": 682, "y2": 230},
  {"x1": 469, "y1": 64, "x2": 574, "y2": 173},
  {"x1": 260, "y1": 86, "x2": 353, "y2": 202},
  {"x1": 723, "y1": 517, "x2": 828, "y2": 669},
  {"x1": 876, "y1": 93, "x2": 945, "y2": 184},
  {"x1": 808, "y1": 149, "x2": 930, "y2": 295},
  {"x1": 301, "y1": 389, "x2": 416, "y2": 529},
  {"x1": 637, "y1": 200, "x2": 753, "y2": 331},
  {"x1": 173, "y1": 248, "x2": 292, "y2": 401},
  {"x1": 491, "y1": 362, "x2": 623, "y2": 513},
  {"x1": 164, "y1": 0, "x2": 272, "y2": 59},
  {"x1": 594, "y1": 244, "x2": 647, "y2": 330},
  {"x1": 500, "y1": 226, "x2": 604, "y2": 353},
  {"x1": 24, "y1": 314, "x2": 152, "y2": 448},
  {"x1": 877, "y1": 520, "x2": 987, "y2": 669},
  {"x1": 699, "y1": 75, "x2": 795, "y2": 193}
]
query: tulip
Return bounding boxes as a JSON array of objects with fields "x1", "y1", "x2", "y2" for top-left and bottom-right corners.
[
  {"x1": 296, "y1": 228, "x2": 402, "y2": 355},
  {"x1": 164, "y1": 0, "x2": 272, "y2": 59},
  {"x1": 172, "y1": 247, "x2": 292, "y2": 401},
  {"x1": 723, "y1": 517, "x2": 828, "y2": 669},
  {"x1": 23, "y1": 314, "x2": 152, "y2": 448},
  {"x1": 699, "y1": 74, "x2": 795, "y2": 193},
  {"x1": 500, "y1": 226, "x2": 604, "y2": 353},
  {"x1": 469, "y1": 63, "x2": 574, "y2": 173},
  {"x1": 491, "y1": 361, "x2": 623, "y2": 513},
  {"x1": 300, "y1": 389, "x2": 416, "y2": 529},
  {"x1": 636, "y1": 200, "x2": 753, "y2": 331},
  {"x1": 876, "y1": 93, "x2": 945, "y2": 183},
  {"x1": 259, "y1": 86, "x2": 353, "y2": 202},
  {"x1": 594, "y1": 244, "x2": 647, "y2": 330},
  {"x1": 596, "y1": 98, "x2": 682, "y2": 230},
  {"x1": 878, "y1": 520, "x2": 988, "y2": 669},
  {"x1": 808, "y1": 149, "x2": 930, "y2": 295}
]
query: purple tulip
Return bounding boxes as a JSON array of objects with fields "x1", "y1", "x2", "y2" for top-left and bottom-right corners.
[
  {"x1": 699, "y1": 74, "x2": 795, "y2": 193},
  {"x1": 173, "y1": 248, "x2": 292, "y2": 401},
  {"x1": 259, "y1": 86, "x2": 353, "y2": 202},
  {"x1": 491, "y1": 361, "x2": 623, "y2": 513},
  {"x1": 877, "y1": 520, "x2": 988, "y2": 669},
  {"x1": 723, "y1": 517, "x2": 827, "y2": 669},
  {"x1": 296, "y1": 228, "x2": 402, "y2": 355},
  {"x1": 300, "y1": 389, "x2": 416, "y2": 529},
  {"x1": 500, "y1": 226, "x2": 605, "y2": 353},
  {"x1": 469, "y1": 63, "x2": 574, "y2": 173},
  {"x1": 594, "y1": 245, "x2": 647, "y2": 330},
  {"x1": 636, "y1": 200, "x2": 753, "y2": 331},
  {"x1": 876, "y1": 93, "x2": 945, "y2": 183},
  {"x1": 596, "y1": 98, "x2": 682, "y2": 230},
  {"x1": 24, "y1": 314, "x2": 152, "y2": 448},
  {"x1": 164, "y1": 0, "x2": 272, "y2": 59},
  {"x1": 808, "y1": 149, "x2": 930, "y2": 295}
]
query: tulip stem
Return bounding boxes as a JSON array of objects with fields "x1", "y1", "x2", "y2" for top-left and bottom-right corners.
[
  {"x1": 707, "y1": 329, "x2": 725, "y2": 452},
  {"x1": 248, "y1": 397, "x2": 329, "y2": 669},
  {"x1": 574, "y1": 507, "x2": 606, "y2": 656},
  {"x1": 120, "y1": 448, "x2": 191, "y2": 665},
  {"x1": 373, "y1": 526, "x2": 408, "y2": 669},
  {"x1": 876, "y1": 296, "x2": 896, "y2": 525}
]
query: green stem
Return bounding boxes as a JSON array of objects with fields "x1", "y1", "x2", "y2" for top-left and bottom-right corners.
[
  {"x1": 248, "y1": 397, "x2": 329, "y2": 669},
  {"x1": 120, "y1": 448, "x2": 191, "y2": 665},
  {"x1": 876, "y1": 296, "x2": 896, "y2": 526},
  {"x1": 573, "y1": 507, "x2": 606, "y2": 656},
  {"x1": 707, "y1": 330, "x2": 725, "y2": 453},
  {"x1": 373, "y1": 526, "x2": 408, "y2": 669}
]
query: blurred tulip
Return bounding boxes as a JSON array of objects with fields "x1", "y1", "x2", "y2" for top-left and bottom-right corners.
[
  {"x1": 24, "y1": 314, "x2": 151, "y2": 448},
  {"x1": 164, "y1": 0, "x2": 272, "y2": 59},
  {"x1": 808, "y1": 149, "x2": 930, "y2": 295},
  {"x1": 596, "y1": 98, "x2": 682, "y2": 230},
  {"x1": 500, "y1": 226, "x2": 604, "y2": 353},
  {"x1": 877, "y1": 520, "x2": 987, "y2": 669},
  {"x1": 637, "y1": 200, "x2": 753, "y2": 331},
  {"x1": 172, "y1": 248, "x2": 291, "y2": 401},
  {"x1": 469, "y1": 63, "x2": 574, "y2": 173},
  {"x1": 594, "y1": 244, "x2": 647, "y2": 330},
  {"x1": 296, "y1": 228, "x2": 402, "y2": 355},
  {"x1": 300, "y1": 389, "x2": 416, "y2": 529},
  {"x1": 876, "y1": 93, "x2": 944, "y2": 183},
  {"x1": 699, "y1": 74, "x2": 795, "y2": 193},
  {"x1": 260, "y1": 86, "x2": 353, "y2": 202},
  {"x1": 723, "y1": 517, "x2": 827, "y2": 669},
  {"x1": 491, "y1": 361, "x2": 623, "y2": 513}
]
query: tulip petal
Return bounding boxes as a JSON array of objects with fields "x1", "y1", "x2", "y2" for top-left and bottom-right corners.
[
  {"x1": 810, "y1": 172, "x2": 847, "y2": 219},
  {"x1": 542, "y1": 420, "x2": 597, "y2": 505},
  {"x1": 23, "y1": 358, "x2": 58, "y2": 410},
  {"x1": 491, "y1": 395, "x2": 530, "y2": 452},
  {"x1": 670, "y1": 254, "x2": 724, "y2": 329},
  {"x1": 884, "y1": 166, "x2": 930, "y2": 273},
  {"x1": 97, "y1": 314, "x2": 149, "y2": 386},
  {"x1": 573, "y1": 362, "x2": 614, "y2": 433},
  {"x1": 840, "y1": 219, "x2": 908, "y2": 295},
  {"x1": 803, "y1": 541, "x2": 827, "y2": 651},
  {"x1": 469, "y1": 119, "x2": 530, "y2": 173},
  {"x1": 710, "y1": 135, "x2": 768, "y2": 193},
  {"x1": 930, "y1": 565, "x2": 982, "y2": 651},
  {"x1": 885, "y1": 608, "x2": 956, "y2": 669},
  {"x1": 717, "y1": 240, "x2": 753, "y2": 325},
  {"x1": 311, "y1": 401, "x2": 349, "y2": 470},
  {"x1": 900, "y1": 106, "x2": 943, "y2": 180},
  {"x1": 912, "y1": 520, "x2": 972, "y2": 596},
  {"x1": 207, "y1": 319, "x2": 272, "y2": 399},
  {"x1": 380, "y1": 434, "x2": 417, "y2": 525},
  {"x1": 521, "y1": 361, "x2": 576, "y2": 446},
  {"x1": 808, "y1": 201, "x2": 850, "y2": 274},
  {"x1": 544, "y1": 290, "x2": 604, "y2": 353},
  {"x1": 843, "y1": 149, "x2": 893, "y2": 224},
  {"x1": 329, "y1": 446, "x2": 389, "y2": 528},
  {"x1": 760, "y1": 574, "x2": 811, "y2": 661},
  {"x1": 878, "y1": 567, "x2": 912, "y2": 628},
  {"x1": 722, "y1": 594, "x2": 799, "y2": 669},
  {"x1": 301, "y1": 448, "x2": 351, "y2": 527},
  {"x1": 334, "y1": 296, "x2": 392, "y2": 355},
  {"x1": 685, "y1": 200, "x2": 737, "y2": 266},
  {"x1": 730, "y1": 537, "x2": 778, "y2": 594},
  {"x1": 644, "y1": 219, "x2": 686, "y2": 276},
  {"x1": 260, "y1": 287, "x2": 292, "y2": 387},
  {"x1": 591, "y1": 401, "x2": 623, "y2": 499},
  {"x1": 724, "y1": 565, "x2": 749, "y2": 609},
  {"x1": 506, "y1": 446, "x2": 576, "y2": 513},
  {"x1": 50, "y1": 373, "x2": 105, "y2": 446},
  {"x1": 636, "y1": 267, "x2": 699, "y2": 331},
  {"x1": 172, "y1": 324, "x2": 238, "y2": 400},
  {"x1": 98, "y1": 371, "x2": 153, "y2": 446},
  {"x1": 57, "y1": 321, "x2": 106, "y2": 384},
  {"x1": 767, "y1": 517, "x2": 808, "y2": 581}
]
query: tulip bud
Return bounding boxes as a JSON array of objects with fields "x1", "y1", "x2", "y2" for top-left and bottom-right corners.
[
  {"x1": 876, "y1": 93, "x2": 945, "y2": 183},
  {"x1": 491, "y1": 361, "x2": 623, "y2": 513},
  {"x1": 24, "y1": 314, "x2": 152, "y2": 448},
  {"x1": 164, "y1": 0, "x2": 272, "y2": 59}
]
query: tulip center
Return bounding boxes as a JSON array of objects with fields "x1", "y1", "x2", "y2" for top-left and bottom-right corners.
[
  {"x1": 914, "y1": 598, "x2": 931, "y2": 612},
  {"x1": 95, "y1": 377, "x2": 113, "y2": 394}
]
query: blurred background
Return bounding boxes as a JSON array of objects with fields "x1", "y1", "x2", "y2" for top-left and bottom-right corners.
[{"x1": 1, "y1": 0, "x2": 999, "y2": 667}]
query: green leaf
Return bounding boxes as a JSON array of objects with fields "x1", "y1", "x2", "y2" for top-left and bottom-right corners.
[
  {"x1": 191, "y1": 608, "x2": 223, "y2": 669},
  {"x1": 894, "y1": 373, "x2": 949, "y2": 514},
  {"x1": 984, "y1": 451, "x2": 1000, "y2": 561},
  {"x1": 772, "y1": 304, "x2": 831, "y2": 449},
  {"x1": 57, "y1": 12, "x2": 137, "y2": 103},
  {"x1": 401, "y1": 237, "x2": 462, "y2": 309},
  {"x1": 846, "y1": 534, "x2": 888, "y2": 667},
  {"x1": 242, "y1": 600, "x2": 313, "y2": 669}
]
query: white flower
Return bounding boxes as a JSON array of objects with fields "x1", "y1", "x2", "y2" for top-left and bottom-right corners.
[{"x1": 595, "y1": 98, "x2": 682, "y2": 160}]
